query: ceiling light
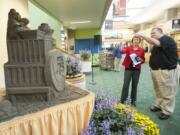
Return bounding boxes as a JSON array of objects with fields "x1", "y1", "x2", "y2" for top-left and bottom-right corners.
[
  {"x1": 70, "y1": 21, "x2": 91, "y2": 24},
  {"x1": 69, "y1": 26, "x2": 76, "y2": 30}
]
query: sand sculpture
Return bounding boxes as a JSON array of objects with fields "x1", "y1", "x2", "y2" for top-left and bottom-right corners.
[{"x1": 0, "y1": 9, "x2": 88, "y2": 122}]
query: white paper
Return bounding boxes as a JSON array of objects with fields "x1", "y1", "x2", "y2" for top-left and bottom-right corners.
[{"x1": 129, "y1": 53, "x2": 142, "y2": 66}]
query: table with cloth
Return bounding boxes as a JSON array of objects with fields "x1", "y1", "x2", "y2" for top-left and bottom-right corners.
[{"x1": 0, "y1": 89, "x2": 95, "y2": 135}]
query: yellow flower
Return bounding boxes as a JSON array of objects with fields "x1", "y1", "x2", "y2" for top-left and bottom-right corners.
[{"x1": 114, "y1": 103, "x2": 160, "y2": 135}]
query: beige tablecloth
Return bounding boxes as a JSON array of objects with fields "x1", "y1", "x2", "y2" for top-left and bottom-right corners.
[{"x1": 0, "y1": 91, "x2": 95, "y2": 135}]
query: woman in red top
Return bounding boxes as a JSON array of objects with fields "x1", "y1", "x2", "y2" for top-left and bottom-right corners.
[{"x1": 120, "y1": 37, "x2": 145, "y2": 106}]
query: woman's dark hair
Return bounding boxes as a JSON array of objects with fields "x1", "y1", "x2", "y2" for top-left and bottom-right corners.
[{"x1": 132, "y1": 37, "x2": 141, "y2": 43}]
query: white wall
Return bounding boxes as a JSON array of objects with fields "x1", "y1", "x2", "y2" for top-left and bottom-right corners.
[
  {"x1": 0, "y1": 0, "x2": 29, "y2": 90},
  {"x1": 28, "y1": 1, "x2": 62, "y2": 47}
]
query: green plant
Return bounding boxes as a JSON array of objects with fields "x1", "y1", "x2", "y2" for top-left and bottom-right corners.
[{"x1": 80, "y1": 50, "x2": 91, "y2": 61}]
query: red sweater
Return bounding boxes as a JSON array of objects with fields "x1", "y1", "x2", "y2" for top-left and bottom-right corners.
[{"x1": 120, "y1": 45, "x2": 145, "y2": 69}]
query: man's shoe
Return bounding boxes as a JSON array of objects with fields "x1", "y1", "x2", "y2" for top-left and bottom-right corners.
[
  {"x1": 150, "y1": 105, "x2": 161, "y2": 112},
  {"x1": 159, "y1": 113, "x2": 170, "y2": 120}
]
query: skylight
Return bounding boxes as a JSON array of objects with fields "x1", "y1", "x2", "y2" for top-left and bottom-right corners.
[{"x1": 112, "y1": 0, "x2": 154, "y2": 22}]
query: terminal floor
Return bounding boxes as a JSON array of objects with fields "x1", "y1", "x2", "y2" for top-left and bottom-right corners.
[{"x1": 85, "y1": 64, "x2": 180, "y2": 135}]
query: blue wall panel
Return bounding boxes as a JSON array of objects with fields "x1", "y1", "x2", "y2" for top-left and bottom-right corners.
[{"x1": 75, "y1": 38, "x2": 102, "y2": 54}]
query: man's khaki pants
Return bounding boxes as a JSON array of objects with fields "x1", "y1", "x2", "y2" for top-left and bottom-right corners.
[{"x1": 151, "y1": 66, "x2": 180, "y2": 115}]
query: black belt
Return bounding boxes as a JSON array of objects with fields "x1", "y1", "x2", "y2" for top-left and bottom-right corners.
[{"x1": 153, "y1": 65, "x2": 177, "y2": 70}]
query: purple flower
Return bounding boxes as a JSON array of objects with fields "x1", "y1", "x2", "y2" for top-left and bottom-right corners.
[
  {"x1": 137, "y1": 127, "x2": 144, "y2": 135},
  {"x1": 95, "y1": 97, "x2": 118, "y2": 111},
  {"x1": 101, "y1": 120, "x2": 111, "y2": 135},
  {"x1": 81, "y1": 121, "x2": 97, "y2": 135},
  {"x1": 109, "y1": 118, "x2": 116, "y2": 125},
  {"x1": 125, "y1": 98, "x2": 132, "y2": 105},
  {"x1": 82, "y1": 91, "x2": 150, "y2": 135},
  {"x1": 129, "y1": 109, "x2": 134, "y2": 121},
  {"x1": 125, "y1": 127, "x2": 136, "y2": 135}
]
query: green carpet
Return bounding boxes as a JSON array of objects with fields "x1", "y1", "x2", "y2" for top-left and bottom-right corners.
[{"x1": 85, "y1": 64, "x2": 180, "y2": 135}]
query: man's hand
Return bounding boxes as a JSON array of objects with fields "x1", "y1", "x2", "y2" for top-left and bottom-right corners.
[
  {"x1": 134, "y1": 32, "x2": 160, "y2": 47},
  {"x1": 134, "y1": 32, "x2": 145, "y2": 38}
]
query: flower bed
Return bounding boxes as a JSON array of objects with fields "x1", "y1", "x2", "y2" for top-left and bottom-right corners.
[{"x1": 81, "y1": 92, "x2": 160, "y2": 135}]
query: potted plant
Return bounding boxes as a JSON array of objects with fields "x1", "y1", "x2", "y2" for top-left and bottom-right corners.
[
  {"x1": 66, "y1": 57, "x2": 81, "y2": 78},
  {"x1": 80, "y1": 50, "x2": 91, "y2": 61},
  {"x1": 80, "y1": 50, "x2": 92, "y2": 73}
]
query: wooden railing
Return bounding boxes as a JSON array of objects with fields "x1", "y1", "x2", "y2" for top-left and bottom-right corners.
[{"x1": 55, "y1": 47, "x2": 81, "y2": 60}]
